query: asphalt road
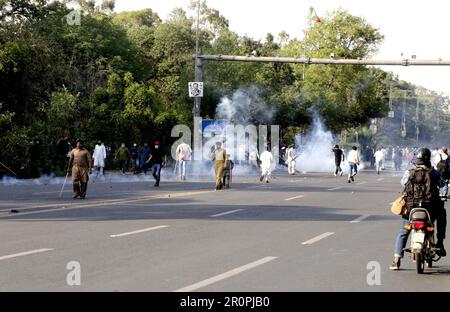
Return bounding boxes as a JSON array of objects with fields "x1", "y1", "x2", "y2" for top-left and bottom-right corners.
[{"x1": 0, "y1": 167, "x2": 449, "y2": 292}]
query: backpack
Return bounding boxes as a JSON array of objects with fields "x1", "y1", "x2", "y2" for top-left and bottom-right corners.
[
  {"x1": 436, "y1": 154, "x2": 450, "y2": 179},
  {"x1": 403, "y1": 167, "x2": 434, "y2": 214}
]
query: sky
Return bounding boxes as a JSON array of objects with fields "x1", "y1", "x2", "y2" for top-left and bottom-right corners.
[{"x1": 111, "y1": 0, "x2": 450, "y2": 95}]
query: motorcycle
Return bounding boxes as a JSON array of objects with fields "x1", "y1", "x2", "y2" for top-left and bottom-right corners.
[{"x1": 403, "y1": 207, "x2": 441, "y2": 274}]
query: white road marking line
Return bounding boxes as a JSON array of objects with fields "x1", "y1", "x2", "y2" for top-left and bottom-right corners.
[
  {"x1": 285, "y1": 195, "x2": 305, "y2": 201},
  {"x1": 350, "y1": 214, "x2": 371, "y2": 223},
  {"x1": 356, "y1": 182, "x2": 367, "y2": 185},
  {"x1": 174, "y1": 257, "x2": 277, "y2": 292},
  {"x1": 211, "y1": 209, "x2": 244, "y2": 218},
  {"x1": 0, "y1": 248, "x2": 53, "y2": 261},
  {"x1": 377, "y1": 178, "x2": 384, "y2": 182},
  {"x1": 328, "y1": 187, "x2": 342, "y2": 191},
  {"x1": 110, "y1": 225, "x2": 168, "y2": 238},
  {"x1": 32, "y1": 191, "x2": 71, "y2": 195},
  {"x1": 302, "y1": 232, "x2": 335, "y2": 245}
]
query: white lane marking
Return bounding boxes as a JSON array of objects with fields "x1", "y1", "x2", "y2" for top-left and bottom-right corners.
[
  {"x1": 328, "y1": 187, "x2": 342, "y2": 191},
  {"x1": 0, "y1": 248, "x2": 53, "y2": 261},
  {"x1": 174, "y1": 257, "x2": 278, "y2": 292},
  {"x1": 110, "y1": 225, "x2": 168, "y2": 238},
  {"x1": 32, "y1": 191, "x2": 71, "y2": 195},
  {"x1": 285, "y1": 195, "x2": 305, "y2": 201},
  {"x1": 302, "y1": 232, "x2": 335, "y2": 245},
  {"x1": 356, "y1": 182, "x2": 367, "y2": 185},
  {"x1": 211, "y1": 209, "x2": 244, "y2": 218},
  {"x1": 350, "y1": 214, "x2": 371, "y2": 223},
  {"x1": 377, "y1": 178, "x2": 384, "y2": 182}
]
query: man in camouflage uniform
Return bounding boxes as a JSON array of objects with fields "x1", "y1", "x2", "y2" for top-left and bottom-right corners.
[{"x1": 68, "y1": 139, "x2": 92, "y2": 199}]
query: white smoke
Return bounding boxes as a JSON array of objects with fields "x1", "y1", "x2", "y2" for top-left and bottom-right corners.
[
  {"x1": 1, "y1": 174, "x2": 66, "y2": 186},
  {"x1": 216, "y1": 86, "x2": 275, "y2": 124},
  {"x1": 207, "y1": 86, "x2": 276, "y2": 177},
  {"x1": 295, "y1": 116, "x2": 366, "y2": 173},
  {"x1": 296, "y1": 116, "x2": 338, "y2": 173},
  {"x1": 0, "y1": 170, "x2": 213, "y2": 186}
]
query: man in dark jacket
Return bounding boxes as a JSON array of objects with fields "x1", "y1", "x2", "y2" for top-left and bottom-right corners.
[
  {"x1": 129, "y1": 143, "x2": 139, "y2": 174},
  {"x1": 139, "y1": 143, "x2": 151, "y2": 174},
  {"x1": 390, "y1": 148, "x2": 447, "y2": 270},
  {"x1": 146, "y1": 141, "x2": 167, "y2": 187},
  {"x1": 332, "y1": 144, "x2": 344, "y2": 176},
  {"x1": 115, "y1": 143, "x2": 131, "y2": 174}
]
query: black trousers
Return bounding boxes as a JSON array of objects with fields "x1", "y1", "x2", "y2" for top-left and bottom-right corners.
[
  {"x1": 431, "y1": 203, "x2": 447, "y2": 242},
  {"x1": 223, "y1": 175, "x2": 230, "y2": 187},
  {"x1": 335, "y1": 162, "x2": 342, "y2": 175}
]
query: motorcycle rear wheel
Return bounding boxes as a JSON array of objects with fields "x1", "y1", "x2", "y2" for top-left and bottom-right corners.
[
  {"x1": 415, "y1": 252, "x2": 424, "y2": 274},
  {"x1": 427, "y1": 257, "x2": 433, "y2": 268}
]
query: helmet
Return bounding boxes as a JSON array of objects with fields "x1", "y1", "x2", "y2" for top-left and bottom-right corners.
[{"x1": 416, "y1": 148, "x2": 431, "y2": 162}]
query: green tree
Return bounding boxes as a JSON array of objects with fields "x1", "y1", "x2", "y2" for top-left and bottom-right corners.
[{"x1": 281, "y1": 9, "x2": 388, "y2": 131}]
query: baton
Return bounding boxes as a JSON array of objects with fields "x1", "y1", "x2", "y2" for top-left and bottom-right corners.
[
  {"x1": 0, "y1": 161, "x2": 17, "y2": 177},
  {"x1": 60, "y1": 171, "x2": 69, "y2": 198}
]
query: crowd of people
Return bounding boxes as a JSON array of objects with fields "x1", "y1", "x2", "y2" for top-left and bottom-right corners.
[{"x1": 64, "y1": 140, "x2": 174, "y2": 199}]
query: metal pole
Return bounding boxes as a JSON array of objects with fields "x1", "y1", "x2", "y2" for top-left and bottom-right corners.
[
  {"x1": 402, "y1": 91, "x2": 407, "y2": 138},
  {"x1": 416, "y1": 98, "x2": 420, "y2": 144},
  {"x1": 195, "y1": 54, "x2": 450, "y2": 66},
  {"x1": 195, "y1": 0, "x2": 200, "y2": 57},
  {"x1": 194, "y1": 57, "x2": 203, "y2": 117},
  {"x1": 194, "y1": 0, "x2": 202, "y2": 118}
]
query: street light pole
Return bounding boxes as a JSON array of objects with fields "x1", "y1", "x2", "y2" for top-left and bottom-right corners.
[
  {"x1": 401, "y1": 91, "x2": 407, "y2": 139},
  {"x1": 416, "y1": 98, "x2": 420, "y2": 145},
  {"x1": 194, "y1": 0, "x2": 202, "y2": 118}
]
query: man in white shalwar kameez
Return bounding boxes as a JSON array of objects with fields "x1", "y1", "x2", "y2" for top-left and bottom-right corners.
[
  {"x1": 259, "y1": 149, "x2": 274, "y2": 183},
  {"x1": 176, "y1": 142, "x2": 192, "y2": 181},
  {"x1": 286, "y1": 145, "x2": 296, "y2": 175},
  {"x1": 93, "y1": 140, "x2": 106, "y2": 176}
]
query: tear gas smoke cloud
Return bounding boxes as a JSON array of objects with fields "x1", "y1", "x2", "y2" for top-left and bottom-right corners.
[
  {"x1": 295, "y1": 116, "x2": 336, "y2": 173},
  {"x1": 214, "y1": 86, "x2": 277, "y2": 169},
  {"x1": 295, "y1": 115, "x2": 365, "y2": 173},
  {"x1": 216, "y1": 86, "x2": 275, "y2": 124}
]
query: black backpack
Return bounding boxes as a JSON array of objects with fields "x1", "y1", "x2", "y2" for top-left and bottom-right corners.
[
  {"x1": 436, "y1": 155, "x2": 450, "y2": 179},
  {"x1": 404, "y1": 167, "x2": 434, "y2": 213}
]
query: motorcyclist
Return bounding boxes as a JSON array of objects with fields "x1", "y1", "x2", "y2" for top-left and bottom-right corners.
[{"x1": 390, "y1": 147, "x2": 447, "y2": 270}]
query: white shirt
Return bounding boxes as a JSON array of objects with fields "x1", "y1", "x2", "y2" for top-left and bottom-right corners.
[
  {"x1": 286, "y1": 147, "x2": 296, "y2": 161},
  {"x1": 381, "y1": 149, "x2": 387, "y2": 160},
  {"x1": 176, "y1": 143, "x2": 192, "y2": 161},
  {"x1": 347, "y1": 150, "x2": 360, "y2": 164},
  {"x1": 260, "y1": 151, "x2": 273, "y2": 169},
  {"x1": 93, "y1": 144, "x2": 106, "y2": 167},
  {"x1": 432, "y1": 151, "x2": 448, "y2": 169},
  {"x1": 431, "y1": 150, "x2": 441, "y2": 168},
  {"x1": 374, "y1": 151, "x2": 384, "y2": 163}
]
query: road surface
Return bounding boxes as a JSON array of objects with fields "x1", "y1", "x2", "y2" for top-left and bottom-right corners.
[{"x1": 0, "y1": 168, "x2": 449, "y2": 292}]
